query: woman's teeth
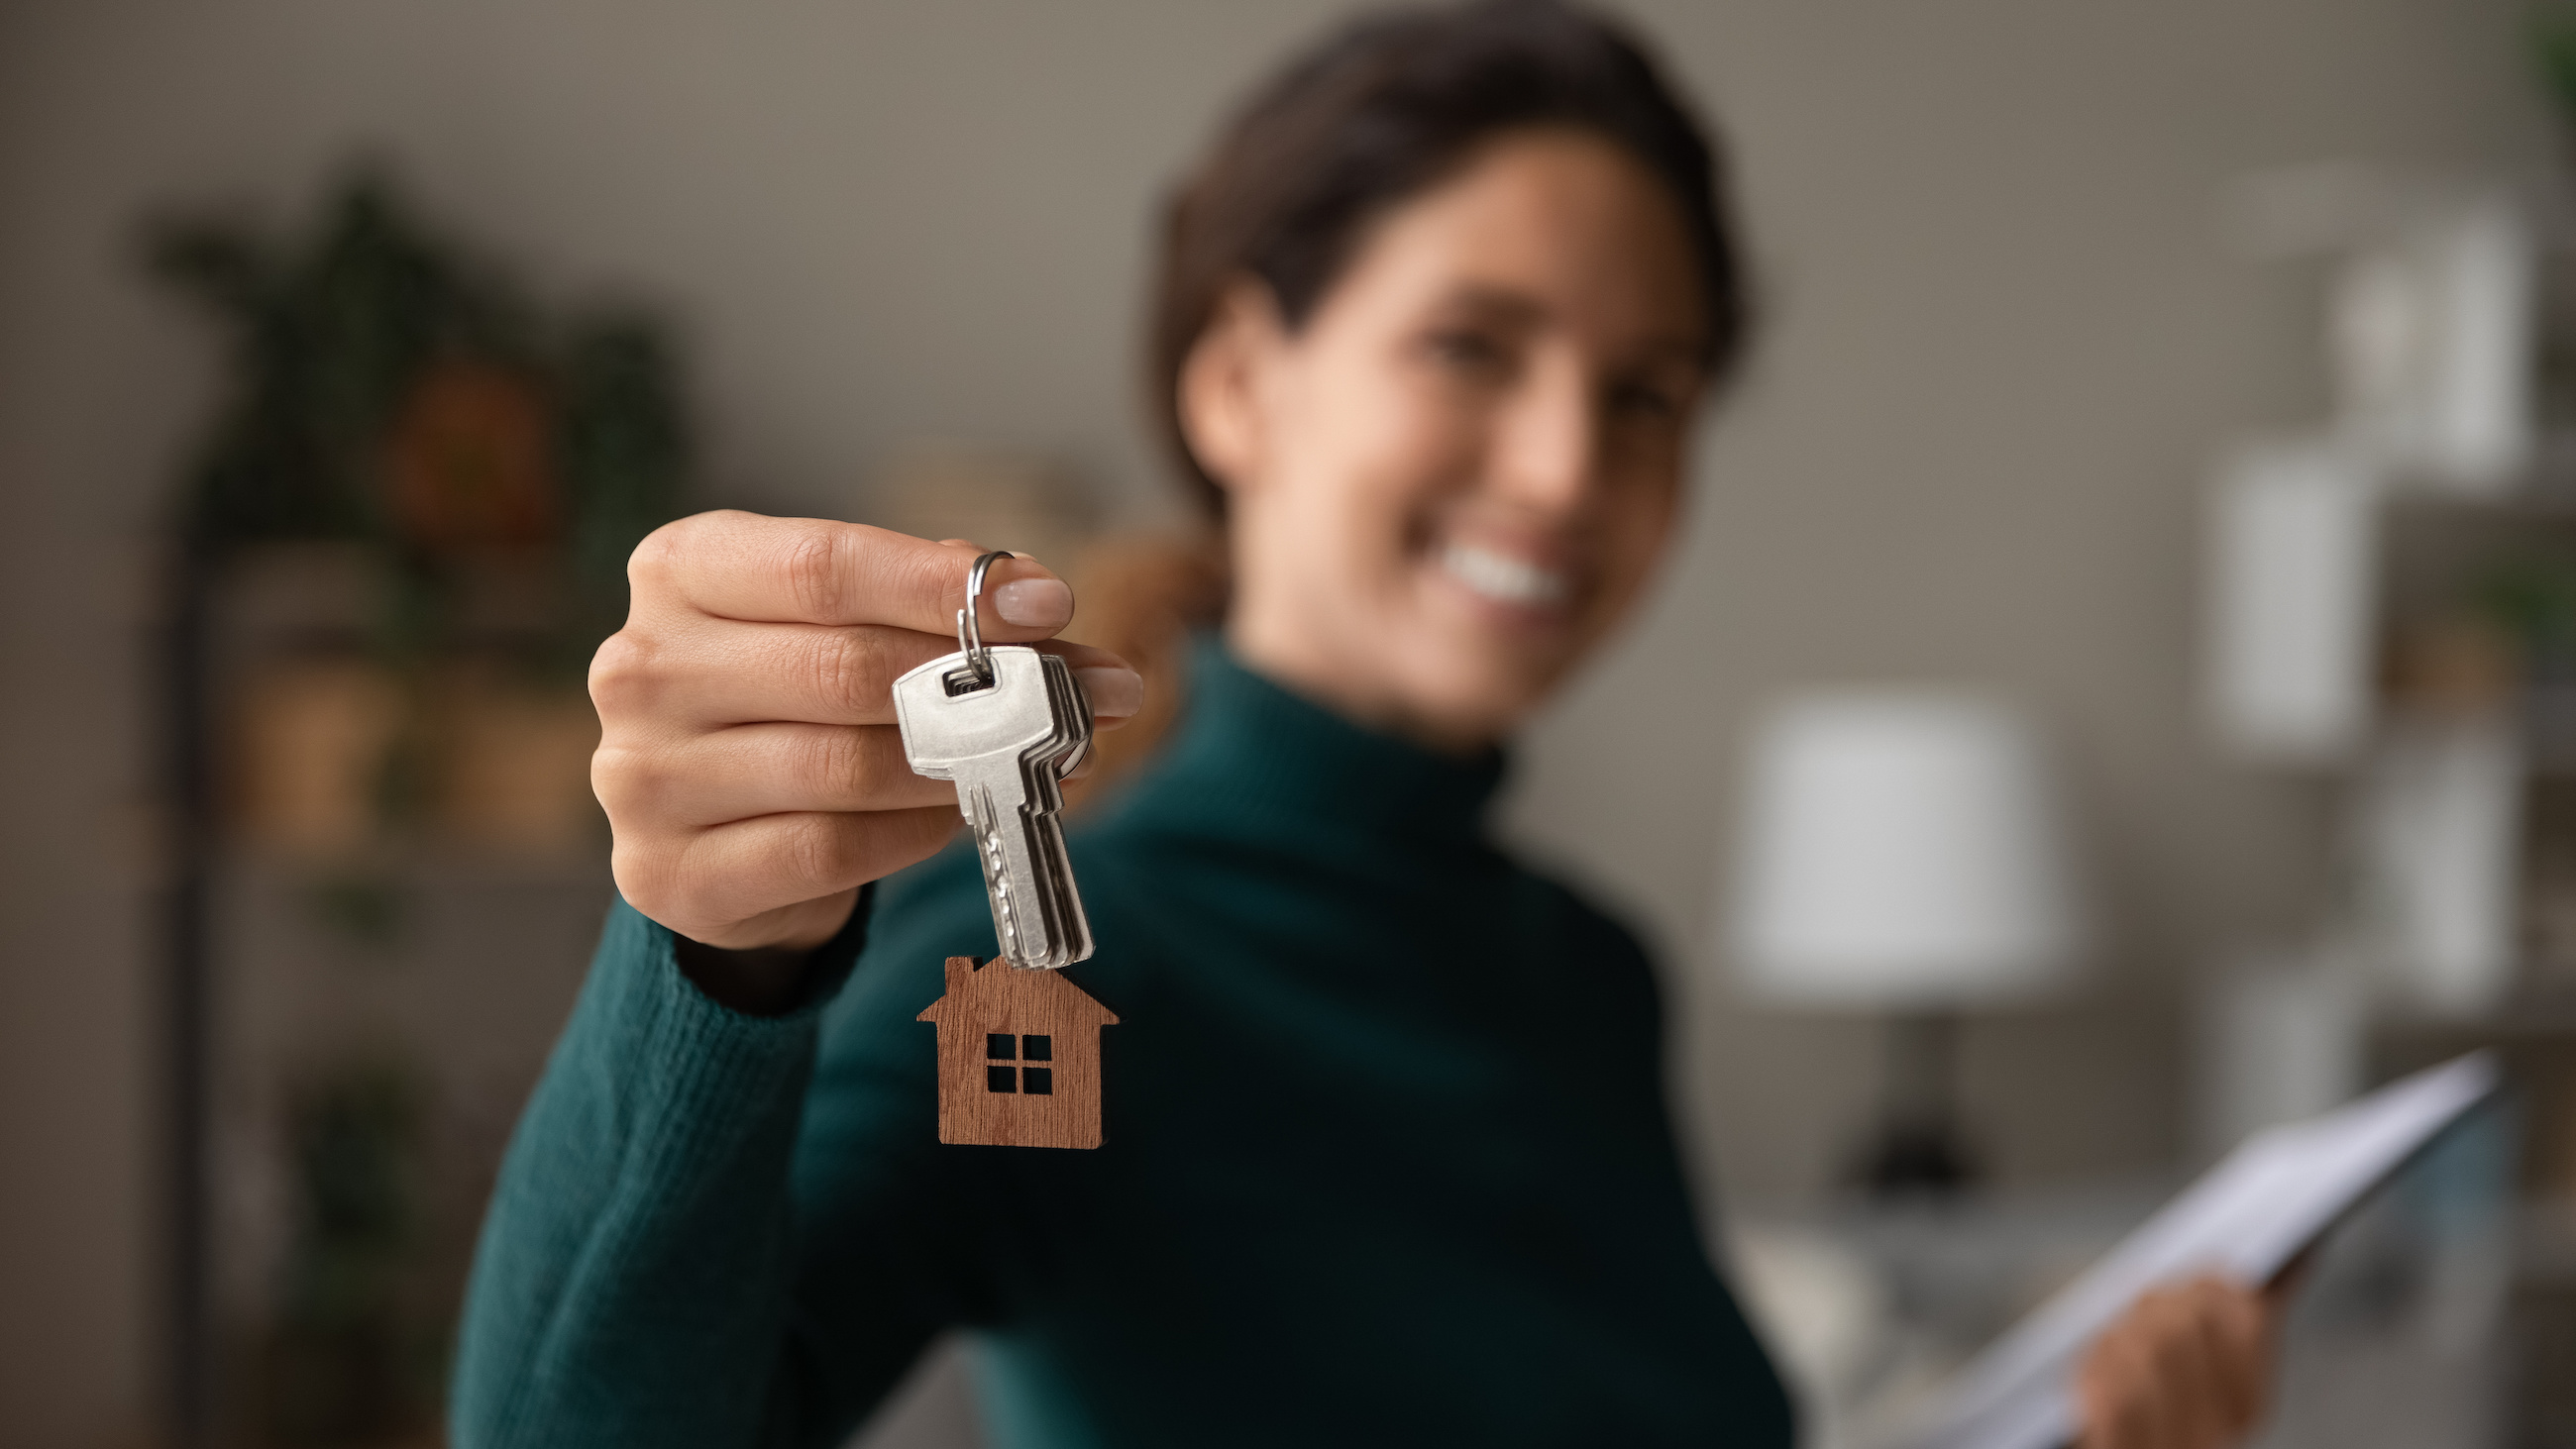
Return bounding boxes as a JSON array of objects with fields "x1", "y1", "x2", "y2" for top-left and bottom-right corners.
[{"x1": 1437, "y1": 542, "x2": 1569, "y2": 608}]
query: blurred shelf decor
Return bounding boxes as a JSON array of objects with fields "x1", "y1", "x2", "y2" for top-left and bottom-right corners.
[
  {"x1": 869, "y1": 443, "x2": 1098, "y2": 580},
  {"x1": 2188, "y1": 29, "x2": 2576, "y2": 1429},
  {"x1": 1057, "y1": 534, "x2": 1229, "y2": 808},
  {"x1": 147, "y1": 171, "x2": 692, "y2": 1447}
]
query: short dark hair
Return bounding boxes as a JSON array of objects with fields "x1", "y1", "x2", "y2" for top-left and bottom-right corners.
[{"x1": 1148, "y1": 0, "x2": 1752, "y2": 519}]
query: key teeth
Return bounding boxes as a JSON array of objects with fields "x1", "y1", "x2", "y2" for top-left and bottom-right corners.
[{"x1": 901, "y1": 645, "x2": 1096, "y2": 973}]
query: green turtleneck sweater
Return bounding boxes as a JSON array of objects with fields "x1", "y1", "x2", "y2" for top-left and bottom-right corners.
[{"x1": 452, "y1": 646, "x2": 1791, "y2": 1448}]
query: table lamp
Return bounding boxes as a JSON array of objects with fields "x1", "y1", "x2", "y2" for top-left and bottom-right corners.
[{"x1": 1724, "y1": 689, "x2": 2089, "y2": 1194}]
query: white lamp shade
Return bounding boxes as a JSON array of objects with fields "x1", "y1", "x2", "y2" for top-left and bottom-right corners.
[{"x1": 1725, "y1": 690, "x2": 2088, "y2": 1007}]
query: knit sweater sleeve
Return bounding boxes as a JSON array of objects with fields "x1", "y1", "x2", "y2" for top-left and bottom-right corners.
[{"x1": 450, "y1": 869, "x2": 996, "y2": 1449}]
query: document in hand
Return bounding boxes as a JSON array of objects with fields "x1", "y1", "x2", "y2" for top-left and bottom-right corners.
[{"x1": 1897, "y1": 1051, "x2": 2501, "y2": 1449}]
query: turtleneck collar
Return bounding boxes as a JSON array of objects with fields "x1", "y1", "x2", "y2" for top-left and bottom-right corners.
[{"x1": 1121, "y1": 636, "x2": 1508, "y2": 845}]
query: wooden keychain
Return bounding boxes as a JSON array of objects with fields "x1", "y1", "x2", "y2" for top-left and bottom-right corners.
[{"x1": 892, "y1": 551, "x2": 1118, "y2": 1149}]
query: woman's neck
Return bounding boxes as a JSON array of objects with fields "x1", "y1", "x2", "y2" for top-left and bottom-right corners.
[{"x1": 1222, "y1": 613, "x2": 1501, "y2": 758}]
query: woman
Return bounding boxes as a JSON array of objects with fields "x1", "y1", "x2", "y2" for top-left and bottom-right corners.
[{"x1": 454, "y1": 5, "x2": 2281, "y2": 1446}]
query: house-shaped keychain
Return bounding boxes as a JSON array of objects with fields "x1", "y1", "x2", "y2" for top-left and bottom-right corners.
[{"x1": 916, "y1": 956, "x2": 1119, "y2": 1149}]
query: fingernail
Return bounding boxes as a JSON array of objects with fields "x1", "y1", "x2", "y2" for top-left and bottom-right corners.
[
  {"x1": 992, "y1": 576, "x2": 1072, "y2": 630},
  {"x1": 1074, "y1": 666, "x2": 1143, "y2": 718}
]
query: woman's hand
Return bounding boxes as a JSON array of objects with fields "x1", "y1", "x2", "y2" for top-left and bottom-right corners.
[
  {"x1": 2075, "y1": 1274, "x2": 2286, "y2": 1449},
  {"x1": 590, "y1": 511, "x2": 1141, "y2": 991}
]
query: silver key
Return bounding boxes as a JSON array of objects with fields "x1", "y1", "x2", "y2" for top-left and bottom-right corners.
[
  {"x1": 890, "y1": 555, "x2": 1095, "y2": 970},
  {"x1": 1027, "y1": 650, "x2": 1093, "y2": 941}
]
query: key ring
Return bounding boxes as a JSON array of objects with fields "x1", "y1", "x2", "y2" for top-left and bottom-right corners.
[{"x1": 956, "y1": 550, "x2": 1015, "y2": 685}]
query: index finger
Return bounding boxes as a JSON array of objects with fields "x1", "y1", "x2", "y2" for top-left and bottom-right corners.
[{"x1": 632, "y1": 511, "x2": 1075, "y2": 640}]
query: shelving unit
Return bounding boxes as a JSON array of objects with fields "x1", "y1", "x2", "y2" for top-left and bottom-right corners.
[
  {"x1": 179, "y1": 541, "x2": 608, "y2": 1444},
  {"x1": 2191, "y1": 169, "x2": 2576, "y2": 1442}
]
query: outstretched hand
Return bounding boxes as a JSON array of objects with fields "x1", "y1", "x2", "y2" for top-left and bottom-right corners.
[
  {"x1": 2074, "y1": 1274, "x2": 2288, "y2": 1449},
  {"x1": 590, "y1": 511, "x2": 1142, "y2": 968}
]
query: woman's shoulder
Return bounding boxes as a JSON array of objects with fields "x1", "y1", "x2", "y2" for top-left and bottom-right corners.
[{"x1": 1512, "y1": 855, "x2": 1652, "y2": 940}]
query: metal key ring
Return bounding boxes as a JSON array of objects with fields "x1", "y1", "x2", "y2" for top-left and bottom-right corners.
[{"x1": 956, "y1": 550, "x2": 1016, "y2": 684}]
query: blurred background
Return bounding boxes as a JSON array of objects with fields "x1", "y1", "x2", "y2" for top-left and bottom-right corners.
[{"x1": 4, "y1": 1, "x2": 2575, "y2": 1446}]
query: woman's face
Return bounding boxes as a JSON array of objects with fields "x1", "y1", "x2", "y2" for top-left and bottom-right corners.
[{"x1": 1183, "y1": 128, "x2": 1712, "y2": 750}]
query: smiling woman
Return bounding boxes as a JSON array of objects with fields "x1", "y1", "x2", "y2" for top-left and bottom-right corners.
[
  {"x1": 1152, "y1": 2, "x2": 1745, "y2": 748},
  {"x1": 449, "y1": 5, "x2": 2279, "y2": 1448},
  {"x1": 1182, "y1": 128, "x2": 1717, "y2": 748}
]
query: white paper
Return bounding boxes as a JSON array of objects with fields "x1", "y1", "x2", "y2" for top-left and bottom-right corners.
[{"x1": 1897, "y1": 1052, "x2": 2499, "y2": 1449}]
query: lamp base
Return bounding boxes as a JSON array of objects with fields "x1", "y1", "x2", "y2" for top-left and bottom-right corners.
[
  {"x1": 1848, "y1": 1010, "x2": 1981, "y2": 1198},
  {"x1": 1851, "y1": 1117, "x2": 1979, "y2": 1196}
]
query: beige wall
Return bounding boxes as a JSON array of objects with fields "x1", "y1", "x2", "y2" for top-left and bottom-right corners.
[{"x1": 0, "y1": 1, "x2": 2553, "y2": 1442}]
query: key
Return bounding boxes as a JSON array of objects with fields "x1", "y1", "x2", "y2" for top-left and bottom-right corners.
[
  {"x1": 892, "y1": 550, "x2": 1096, "y2": 969},
  {"x1": 893, "y1": 642, "x2": 1095, "y2": 970},
  {"x1": 1027, "y1": 650, "x2": 1093, "y2": 937},
  {"x1": 1007, "y1": 646, "x2": 1091, "y2": 961},
  {"x1": 1046, "y1": 649, "x2": 1091, "y2": 780}
]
